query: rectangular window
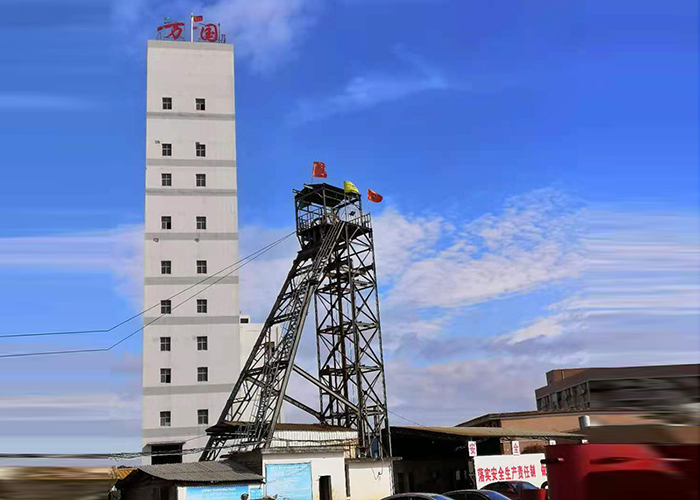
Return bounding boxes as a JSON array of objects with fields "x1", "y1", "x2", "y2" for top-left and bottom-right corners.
[
  {"x1": 197, "y1": 367, "x2": 208, "y2": 382},
  {"x1": 161, "y1": 260, "x2": 171, "y2": 275},
  {"x1": 240, "y1": 317, "x2": 250, "y2": 324},
  {"x1": 162, "y1": 97, "x2": 172, "y2": 110},
  {"x1": 162, "y1": 143, "x2": 172, "y2": 157},
  {"x1": 160, "y1": 368, "x2": 171, "y2": 384},
  {"x1": 161, "y1": 173, "x2": 172, "y2": 186},
  {"x1": 195, "y1": 98, "x2": 205, "y2": 111},
  {"x1": 197, "y1": 409, "x2": 209, "y2": 425},
  {"x1": 160, "y1": 337, "x2": 171, "y2": 351},
  {"x1": 197, "y1": 299, "x2": 207, "y2": 314},
  {"x1": 196, "y1": 216, "x2": 207, "y2": 230},
  {"x1": 160, "y1": 411, "x2": 171, "y2": 427},
  {"x1": 161, "y1": 216, "x2": 172, "y2": 230},
  {"x1": 196, "y1": 173, "x2": 206, "y2": 187},
  {"x1": 197, "y1": 336, "x2": 208, "y2": 351},
  {"x1": 197, "y1": 260, "x2": 207, "y2": 274},
  {"x1": 161, "y1": 300, "x2": 172, "y2": 314},
  {"x1": 196, "y1": 142, "x2": 206, "y2": 157}
]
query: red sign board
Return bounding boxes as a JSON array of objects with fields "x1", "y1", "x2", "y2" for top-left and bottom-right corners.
[
  {"x1": 199, "y1": 23, "x2": 219, "y2": 42},
  {"x1": 157, "y1": 22, "x2": 185, "y2": 40}
]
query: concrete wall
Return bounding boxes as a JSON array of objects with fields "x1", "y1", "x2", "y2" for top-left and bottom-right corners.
[
  {"x1": 142, "y1": 40, "x2": 242, "y2": 462},
  {"x1": 347, "y1": 461, "x2": 393, "y2": 500},
  {"x1": 263, "y1": 452, "x2": 347, "y2": 500}
]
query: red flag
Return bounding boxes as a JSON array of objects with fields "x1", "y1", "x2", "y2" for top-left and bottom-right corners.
[
  {"x1": 367, "y1": 189, "x2": 383, "y2": 203},
  {"x1": 312, "y1": 161, "x2": 327, "y2": 178},
  {"x1": 193, "y1": 15, "x2": 204, "y2": 22}
]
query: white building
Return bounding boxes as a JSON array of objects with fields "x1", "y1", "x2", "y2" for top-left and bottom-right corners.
[{"x1": 142, "y1": 39, "x2": 268, "y2": 463}]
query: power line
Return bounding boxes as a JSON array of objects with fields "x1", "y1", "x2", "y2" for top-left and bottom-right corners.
[
  {"x1": 0, "y1": 231, "x2": 295, "y2": 340},
  {"x1": 0, "y1": 232, "x2": 295, "y2": 359},
  {"x1": 388, "y1": 409, "x2": 427, "y2": 427}
]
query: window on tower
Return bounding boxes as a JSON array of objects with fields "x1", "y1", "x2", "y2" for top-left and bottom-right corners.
[
  {"x1": 160, "y1": 411, "x2": 171, "y2": 427},
  {"x1": 197, "y1": 409, "x2": 209, "y2": 425},
  {"x1": 197, "y1": 299, "x2": 207, "y2": 314},
  {"x1": 162, "y1": 97, "x2": 172, "y2": 110},
  {"x1": 197, "y1": 260, "x2": 207, "y2": 274},
  {"x1": 196, "y1": 174, "x2": 206, "y2": 187},
  {"x1": 160, "y1": 337, "x2": 171, "y2": 351},
  {"x1": 161, "y1": 216, "x2": 172, "y2": 230},
  {"x1": 196, "y1": 142, "x2": 206, "y2": 157},
  {"x1": 197, "y1": 367, "x2": 208, "y2": 382},
  {"x1": 161, "y1": 173, "x2": 172, "y2": 186},
  {"x1": 195, "y1": 98, "x2": 205, "y2": 111},
  {"x1": 197, "y1": 336, "x2": 208, "y2": 351},
  {"x1": 161, "y1": 260, "x2": 172, "y2": 275},
  {"x1": 160, "y1": 368, "x2": 171, "y2": 384},
  {"x1": 196, "y1": 216, "x2": 207, "y2": 230},
  {"x1": 162, "y1": 143, "x2": 172, "y2": 157},
  {"x1": 161, "y1": 300, "x2": 172, "y2": 314}
]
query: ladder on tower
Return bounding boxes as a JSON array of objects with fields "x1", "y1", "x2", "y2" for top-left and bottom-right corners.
[{"x1": 200, "y1": 221, "x2": 346, "y2": 461}]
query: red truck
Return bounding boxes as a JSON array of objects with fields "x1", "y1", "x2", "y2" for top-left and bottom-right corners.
[{"x1": 543, "y1": 443, "x2": 699, "y2": 500}]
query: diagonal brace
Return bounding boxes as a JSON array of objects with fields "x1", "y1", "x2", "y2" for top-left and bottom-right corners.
[{"x1": 293, "y1": 364, "x2": 359, "y2": 412}]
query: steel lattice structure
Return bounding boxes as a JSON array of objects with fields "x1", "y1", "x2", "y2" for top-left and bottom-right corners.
[{"x1": 200, "y1": 183, "x2": 391, "y2": 461}]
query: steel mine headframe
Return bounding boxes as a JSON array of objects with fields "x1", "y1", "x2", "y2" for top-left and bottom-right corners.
[{"x1": 200, "y1": 183, "x2": 391, "y2": 461}]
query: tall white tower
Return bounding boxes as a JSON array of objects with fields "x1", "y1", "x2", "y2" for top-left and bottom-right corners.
[{"x1": 142, "y1": 40, "x2": 242, "y2": 463}]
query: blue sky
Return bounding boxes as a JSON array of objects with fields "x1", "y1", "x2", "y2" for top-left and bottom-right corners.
[{"x1": 0, "y1": 0, "x2": 698, "y2": 463}]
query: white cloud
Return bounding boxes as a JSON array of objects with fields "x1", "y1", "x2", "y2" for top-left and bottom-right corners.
[
  {"x1": 201, "y1": 0, "x2": 319, "y2": 71},
  {"x1": 112, "y1": 0, "x2": 319, "y2": 71},
  {"x1": 293, "y1": 49, "x2": 451, "y2": 122},
  {"x1": 381, "y1": 189, "x2": 583, "y2": 311},
  {"x1": 0, "y1": 224, "x2": 143, "y2": 309},
  {"x1": 495, "y1": 311, "x2": 578, "y2": 345},
  {"x1": 386, "y1": 357, "x2": 547, "y2": 425},
  {"x1": 490, "y1": 208, "x2": 700, "y2": 347}
]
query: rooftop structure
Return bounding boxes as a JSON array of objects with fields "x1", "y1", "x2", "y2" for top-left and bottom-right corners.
[{"x1": 535, "y1": 363, "x2": 700, "y2": 414}]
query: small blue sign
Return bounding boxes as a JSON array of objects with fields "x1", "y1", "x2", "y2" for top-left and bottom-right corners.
[
  {"x1": 185, "y1": 484, "x2": 250, "y2": 500},
  {"x1": 249, "y1": 487, "x2": 263, "y2": 500},
  {"x1": 265, "y1": 462, "x2": 313, "y2": 500}
]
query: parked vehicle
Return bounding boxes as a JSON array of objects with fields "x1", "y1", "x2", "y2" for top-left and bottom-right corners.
[
  {"x1": 481, "y1": 481, "x2": 539, "y2": 500},
  {"x1": 544, "y1": 443, "x2": 699, "y2": 500},
  {"x1": 444, "y1": 489, "x2": 512, "y2": 500},
  {"x1": 381, "y1": 494, "x2": 457, "y2": 500}
]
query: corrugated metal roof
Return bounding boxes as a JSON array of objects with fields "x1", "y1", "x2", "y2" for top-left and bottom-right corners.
[
  {"x1": 135, "y1": 460, "x2": 262, "y2": 483},
  {"x1": 111, "y1": 467, "x2": 135, "y2": 480},
  {"x1": 393, "y1": 426, "x2": 582, "y2": 439}
]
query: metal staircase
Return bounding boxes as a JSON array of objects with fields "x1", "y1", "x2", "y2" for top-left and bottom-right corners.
[{"x1": 200, "y1": 221, "x2": 346, "y2": 461}]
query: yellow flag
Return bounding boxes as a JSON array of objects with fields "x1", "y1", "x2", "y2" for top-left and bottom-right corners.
[{"x1": 344, "y1": 181, "x2": 359, "y2": 195}]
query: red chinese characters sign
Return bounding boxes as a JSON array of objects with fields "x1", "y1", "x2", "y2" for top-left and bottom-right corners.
[
  {"x1": 156, "y1": 17, "x2": 225, "y2": 43},
  {"x1": 473, "y1": 454, "x2": 547, "y2": 489},
  {"x1": 199, "y1": 23, "x2": 219, "y2": 42},
  {"x1": 157, "y1": 22, "x2": 185, "y2": 40},
  {"x1": 467, "y1": 441, "x2": 477, "y2": 457},
  {"x1": 511, "y1": 440, "x2": 521, "y2": 455}
]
